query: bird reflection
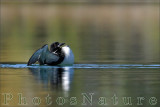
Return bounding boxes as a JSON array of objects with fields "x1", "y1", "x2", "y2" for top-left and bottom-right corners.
[{"x1": 28, "y1": 67, "x2": 74, "y2": 92}]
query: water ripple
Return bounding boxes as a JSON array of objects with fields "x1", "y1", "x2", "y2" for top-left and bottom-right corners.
[{"x1": 0, "y1": 64, "x2": 160, "y2": 69}]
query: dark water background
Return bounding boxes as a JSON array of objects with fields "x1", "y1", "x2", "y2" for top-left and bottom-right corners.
[{"x1": 0, "y1": 2, "x2": 160, "y2": 107}]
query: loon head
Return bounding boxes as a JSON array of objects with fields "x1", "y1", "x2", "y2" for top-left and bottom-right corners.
[
  {"x1": 50, "y1": 42, "x2": 65, "y2": 54},
  {"x1": 50, "y1": 42, "x2": 74, "y2": 65}
]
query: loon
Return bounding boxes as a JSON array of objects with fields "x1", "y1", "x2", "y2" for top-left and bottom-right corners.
[{"x1": 27, "y1": 42, "x2": 74, "y2": 66}]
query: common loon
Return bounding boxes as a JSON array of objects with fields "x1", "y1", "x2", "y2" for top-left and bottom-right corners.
[{"x1": 27, "y1": 42, "x2": 74, "y2": 66}]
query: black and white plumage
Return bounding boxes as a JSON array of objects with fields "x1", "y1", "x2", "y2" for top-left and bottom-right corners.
[{"x1": 27, "y1": 42, "x2": 74, "y2": 66}]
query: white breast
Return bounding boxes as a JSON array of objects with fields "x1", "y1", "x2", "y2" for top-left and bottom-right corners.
[{"x1": 60, "y1": 46, "x2": 74, "y2": 65}]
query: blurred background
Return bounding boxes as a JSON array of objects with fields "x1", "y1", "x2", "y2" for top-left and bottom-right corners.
[{"x1": 0, "y1": 0, "x2": 159, "y2": 64}]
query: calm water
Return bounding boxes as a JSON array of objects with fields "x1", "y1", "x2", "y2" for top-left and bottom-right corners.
[
  {"x1": 0, "y1": 3, "x2": 160, "y2": 107},
  {"x1": 0, "y1": 64, "x2": 160, "y2": 107}
]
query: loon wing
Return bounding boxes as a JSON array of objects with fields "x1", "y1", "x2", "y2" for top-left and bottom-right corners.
[
  {"x1": 39, "y1": 45, "x2": 60, "y2": 65},
  {"x1": 27, "y1": 45, "x2": 48, "y2": 66},
  {"x1": 45, "y1": 52, "x2": 59, "y2": 64}
]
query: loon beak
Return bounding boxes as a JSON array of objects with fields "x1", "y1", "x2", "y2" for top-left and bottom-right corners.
[{"x1": 59, "y1": 43, "x2": 65, "y2": 47}]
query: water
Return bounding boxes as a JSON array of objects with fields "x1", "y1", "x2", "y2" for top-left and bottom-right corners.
[
  {"x1": 0, "y1": 64, "x2": 160, "y2": 69},
  {"x1": 0, "y1": 64, "x2": 160, "y2": 107},
  {"x1": 0, "y1": 2, "x2": 160, "y2": 107}
]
